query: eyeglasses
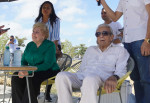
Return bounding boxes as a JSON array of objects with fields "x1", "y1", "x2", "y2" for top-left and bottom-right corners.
[{"x1": 95, "y1": 31, "x2": 112, "y2": 37}]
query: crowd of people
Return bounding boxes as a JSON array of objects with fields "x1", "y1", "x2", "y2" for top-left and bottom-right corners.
[{"x1": 1, "y1": 0, "x2": 150, "y2": 103}]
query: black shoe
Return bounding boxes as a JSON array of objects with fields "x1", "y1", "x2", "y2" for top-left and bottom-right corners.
[{"x1": 45, "y1": 95, "x2": 52, "y2": 102}]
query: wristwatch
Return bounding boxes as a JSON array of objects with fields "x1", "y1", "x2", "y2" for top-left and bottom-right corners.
[
  {"x1": 113, "y1": 75, "x2": 120, "y2": 80},
  {"x1": 145, "y1": 38, "x2": 150, "y2": 44}
]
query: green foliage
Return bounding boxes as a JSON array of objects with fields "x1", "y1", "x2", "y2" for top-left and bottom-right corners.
[
  {"x1": 61, "y1": 40, "x2": 87, "y2": 58},
  {"x1": 15, "y1": 36, "x2": 27, "y2": 47},
  {"x1": 75, "y1": 44, "x2": 87, "y2": 58},
  {"x1": 61, "y1": 40, "x2": 75, "y2": 57},
  {"x1": 0, "y1": 33, "x2": 9, "y2": 54}
]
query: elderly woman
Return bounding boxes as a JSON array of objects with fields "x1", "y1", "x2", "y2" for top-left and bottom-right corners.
[{"x1": 11, "y1": 22, "x2": 60, "y2": 103}]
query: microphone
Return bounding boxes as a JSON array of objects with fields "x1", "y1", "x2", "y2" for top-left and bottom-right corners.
[{"x1": 97, "y1": 0, "x2": 101, "y2": 6}]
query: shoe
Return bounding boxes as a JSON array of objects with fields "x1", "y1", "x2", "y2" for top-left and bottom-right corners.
[{"x1": 45, "y1": 95, "x2": 52, "y2": 102}]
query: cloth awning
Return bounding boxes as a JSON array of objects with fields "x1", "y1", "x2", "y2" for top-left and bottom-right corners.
[{"x1": 0, "y1": 0, "x2": 17, "y2": 2}]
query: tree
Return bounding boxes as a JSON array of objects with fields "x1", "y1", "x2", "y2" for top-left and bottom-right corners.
[
  {"x1": 61, "y1": 40, "x2": 76, "y2": 57},
  {"x1": 15, "y1": 36, "x2": 27, "y2": 47},
  {"x1": 75, "y1": 44, "x2": 87, "y2": 58},
  {"x1": 0, "y1": 33, "x2": 9, "y2": 54}
]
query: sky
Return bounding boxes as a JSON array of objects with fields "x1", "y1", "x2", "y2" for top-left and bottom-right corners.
[{"x1": 0, "y1": 0, "x2": 123, "y2": 48}]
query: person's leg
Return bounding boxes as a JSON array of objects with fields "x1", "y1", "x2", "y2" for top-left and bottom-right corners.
[
  {"x1": 45, "y1": 85, "x2": 52, "y2": 101},
  {"x1": 55, "y1": 72, "x2": 82, "y2": 103},
  {"x1": 80, "y1": 74, "x2": 103, "y2": 103},
  {"x1": 11, "y1": 72, "x2": 26, "y2": 103},
  {"x1": 21, "y1": 69, "x2": 60, "y2": 103},
  {"x1": 125, "y1": 40, "x2": 150, "y2": 103}
]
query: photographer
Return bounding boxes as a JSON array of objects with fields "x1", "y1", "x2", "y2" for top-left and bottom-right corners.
[{"x1": 6, "y1": 35, "x2": 18, "y2": 53}]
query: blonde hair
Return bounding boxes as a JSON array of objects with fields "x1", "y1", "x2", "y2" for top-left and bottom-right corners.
[{"x1": 33, "y1": 22, "x2": 49, "y2": 39}]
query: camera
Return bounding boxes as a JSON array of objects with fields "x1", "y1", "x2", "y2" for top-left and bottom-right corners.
[{"x1": 10, "y1": 39, "x2": 13, "y2": 41}]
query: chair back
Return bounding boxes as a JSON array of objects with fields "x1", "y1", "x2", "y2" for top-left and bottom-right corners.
[
  {"x1": 69, "y1": 61, "x2": 82, "y2": 73},
  {"x1": 99, "y1": 57, "x2": 135, "y2": 94},
  {"x1": 57, "y1": 53, "x2": 72, "y2": 71},
  {"x1": 116, "y1": 57, "x2": 135, "y2": 90}
]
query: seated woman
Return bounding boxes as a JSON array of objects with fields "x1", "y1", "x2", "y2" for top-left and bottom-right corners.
[{"x1": 11, "y1": 22, "x2": 60, "y2": 103}]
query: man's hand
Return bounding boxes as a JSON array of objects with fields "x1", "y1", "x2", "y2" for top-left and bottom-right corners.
[
  {"x1": 8, "y1": 40, "x2": 14, "y2": 44},
  {"x1": 18, "y1": 71, "x2": 28, "y2": 78},
  {"x1": 0, "y1": 25, "x2": 7, "y2": 35},
  {"x1": 141, "y1": 41, "x2": 150, "y2": 56},
  {"x1": 104, "y1": 75, "x2": 117, "y2": 93}
]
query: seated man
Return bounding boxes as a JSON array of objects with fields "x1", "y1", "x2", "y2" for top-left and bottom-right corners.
[{"x1": 55, "y1": 24, "x2": 129, "y2": 103}]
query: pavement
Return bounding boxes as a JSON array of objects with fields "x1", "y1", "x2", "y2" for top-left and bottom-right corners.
[{"x1": 0, "y1": 85, "x2": 79, "y2": 103}]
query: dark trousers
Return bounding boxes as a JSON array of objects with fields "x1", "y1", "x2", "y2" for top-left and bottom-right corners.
[
  {"x1": 124, "y1": 40, "x2": 150, "y2": 103},
  {"x1": 11, "y1": 69, "x2": 60, "y2": 103}
]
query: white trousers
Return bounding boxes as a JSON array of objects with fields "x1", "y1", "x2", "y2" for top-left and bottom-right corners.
[{"x1": 55, "y1": 72, "x2": 104, "y2": 103}]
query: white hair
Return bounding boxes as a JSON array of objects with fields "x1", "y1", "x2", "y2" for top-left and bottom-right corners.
[{"x1": 96, "y1": 24, "x2": 113, "y2": 35}]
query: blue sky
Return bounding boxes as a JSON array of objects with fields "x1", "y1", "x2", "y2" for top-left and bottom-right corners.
[{"x1": 0, "y1": 0, "x2": 123, "y2": 47}]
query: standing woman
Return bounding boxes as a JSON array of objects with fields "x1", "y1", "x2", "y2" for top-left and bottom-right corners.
[{"x1": 35, "y1": 1, "x2": 61, "y2": 102}]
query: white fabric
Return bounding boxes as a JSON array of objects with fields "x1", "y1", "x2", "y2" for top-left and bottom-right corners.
[
  {"x1": 77, "y1": 44, "x2": 129, "y2": 82},
  {"x1": 107, "y1": 21, "x2": 122, "y2": 40},
  {"x1": 55, "y1": 72, "x2": 103, "y2": 103},
  {"x1": 6, "y1": 39, "x2": 18, "y2": 53},
  {"x1": 116, "y1": 0, "x2": 150, "y2": 43},
  {"x1": 56, "y1": 44, "x2": 129, "y2": 103}
]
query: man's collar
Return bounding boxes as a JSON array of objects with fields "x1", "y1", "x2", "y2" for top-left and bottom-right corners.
[{"x1": 98, "y1": 43, "x2": 113, "y2": 52}]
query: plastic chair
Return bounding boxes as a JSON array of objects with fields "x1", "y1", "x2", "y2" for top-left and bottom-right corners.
[
  {"x1": 41, "y1": 53, "x2": 72, "y2": 103},
  {"x1": 70, "y1": 57, "x2": 134, "y2": 103},
  {"x1": 97, "y1": 57, "x2": 135, "y2": 103}
]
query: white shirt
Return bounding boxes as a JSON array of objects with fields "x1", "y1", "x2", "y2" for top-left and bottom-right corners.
[
  {"x1": 39, "y1": 18, "x2": 61, "y2": 45},
  {"x1": 6, "y1": 39, "x2": 18, "y2": 53},
  {"x1": 107, "y1": 21, "x2": 122, "y2": 40},
  {"x1": 116, "y1": 0, "x2": 150, "y2": 43},
  {"x1": 76, "y1": 44, "x2": 129, "y2": 82}
]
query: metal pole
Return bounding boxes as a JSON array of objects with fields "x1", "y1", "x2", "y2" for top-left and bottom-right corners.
[
  {"x1": 1, "y1": 72, "x2": 7, "y2": 103},
  {"x1": 26, "y1": 77, "x2": 31, "y2": 103}
]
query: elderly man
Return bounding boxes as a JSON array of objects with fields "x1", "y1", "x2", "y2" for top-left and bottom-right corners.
[{"x1": 55, "y1": 24, "x2": 129, "y2": 103}]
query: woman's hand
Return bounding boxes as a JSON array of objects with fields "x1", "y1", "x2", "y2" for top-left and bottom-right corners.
[{"x1": 18, "y1": 71, "x2": 28, "y2": 78}]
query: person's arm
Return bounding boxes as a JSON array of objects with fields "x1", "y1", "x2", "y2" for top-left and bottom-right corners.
[
  {"x1": 77, "y1": 47, "x2": 90, "y2": 72},
  {"x1": 97, "y1": 0, "x2": 123, "y2": 22},
  {"x1": 104, "y1": 47, "x2": 129, "y2": 93},
  {"x1": 52, "y1": 18, "x2": 60, "y2": 51},
  {"x1": 141, "y1": 3, "x2": 150, "y2": 56}
]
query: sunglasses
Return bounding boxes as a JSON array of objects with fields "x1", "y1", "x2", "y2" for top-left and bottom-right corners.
[{"x1": 95, "y1": 31, "x2": 112, "y2": 37}]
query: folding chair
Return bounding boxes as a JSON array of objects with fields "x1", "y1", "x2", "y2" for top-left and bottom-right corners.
[{"x1": 41, "y1": 53, "x2": 72, "y2": 103}]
